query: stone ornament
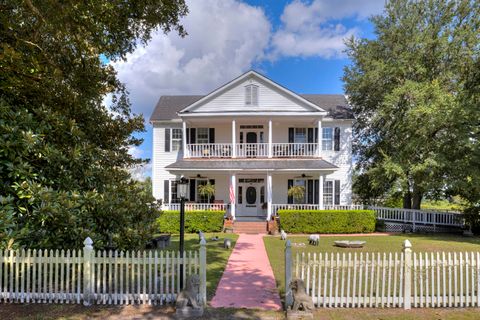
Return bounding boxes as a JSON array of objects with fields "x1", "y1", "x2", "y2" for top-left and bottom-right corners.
[
  {"x1": 175, "y1": 274, "x2": 204, "y2": 317},
  {"x1": 287, "y1": 278, "x2": 314, "y2": 319}
]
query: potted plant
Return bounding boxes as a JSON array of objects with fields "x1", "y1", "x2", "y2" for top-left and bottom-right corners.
[
  {"x1": 197, "y1": 182, "x2": 215, "y2": 203},
  {"x1": 288, "y1": 185, "x2": 305, "y2": 203}
]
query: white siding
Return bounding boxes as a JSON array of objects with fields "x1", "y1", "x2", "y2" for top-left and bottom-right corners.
[
  {"x1": 190, "y1": 78, "x2": 317, "y2": 113},
  {"x1": 152, "y1": 123, "x2": 183, "y2": 201}
]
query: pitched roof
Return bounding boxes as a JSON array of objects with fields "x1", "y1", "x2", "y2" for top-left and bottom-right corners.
[
  {"x1": 165, "y1": 158, "x2": 338, "y2": 171},
  {"x1": 150, "y1": 94, "x2": 353, "y2": 121}
]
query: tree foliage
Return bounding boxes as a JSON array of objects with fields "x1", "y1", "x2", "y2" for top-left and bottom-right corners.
[
  {"x1": 344, "y1": 0, "x2": 480, "y2": 209},
  {"x1": 0, "y1": 0, "x2": 188, "y2": 249}
]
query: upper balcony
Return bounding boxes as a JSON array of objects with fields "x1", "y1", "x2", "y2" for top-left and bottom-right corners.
[{"x1": 186, "y1": 142, "x2": 319, "y2": 158}]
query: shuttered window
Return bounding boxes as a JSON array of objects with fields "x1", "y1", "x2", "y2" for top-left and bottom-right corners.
[
  {"x1": 322, "y1": 127, "x2": 333, "y2": 150},
  {"x1": 323, "y1": 180, "x2": 333, "y2": 205},
  {"x1": 245, "y1": 85, "x2": 258, "y2": 106}
]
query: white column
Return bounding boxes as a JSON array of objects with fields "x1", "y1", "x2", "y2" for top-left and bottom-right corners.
[
  {"x1": 230, "y1": 173, "x2": 236, "y2": 219},
  {"x1": 267, "y1": 172, "x2": 273, "y2": 220},
  {"x1": 317, "y1": 119, "x2": 322, "y2": 157},
  {"x1": 232, "y1": 119, "x2": 236, "y2": 158},
  {"x1": 182, "y1": 120, "x2": 188, "y2": 158},
  {"x1": 268, "y1": 119, "x2": 273, "y2": 158},
  {"x1": 319, "y1": 174, "x2": 324, "y2": 210}
]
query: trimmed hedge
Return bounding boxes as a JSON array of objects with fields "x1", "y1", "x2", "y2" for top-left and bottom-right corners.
[
  {"x1": 156, "y1": 210, "x2": 225, "y2": 233},
  {"x1": 278, "y1": 210, "x2": 376, "y2": 234}
]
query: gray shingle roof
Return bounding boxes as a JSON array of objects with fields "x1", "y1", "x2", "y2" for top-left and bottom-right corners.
[
  {"x1": 149, "y1": 94, "x2": 353, "y2": 121},
  {"x1": 165, "y1": 159, "x2": 338, "y2": 171}
]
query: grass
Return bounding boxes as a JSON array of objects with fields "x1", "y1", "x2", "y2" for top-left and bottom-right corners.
[
  {"x1": 264, "y1": 233, "x2": 480, "y2": 298},
  {"x1": 155, "y1": 232, "x2": 238, "y2": 300}
]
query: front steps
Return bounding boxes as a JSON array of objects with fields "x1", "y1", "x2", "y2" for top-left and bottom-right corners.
[{"x1": 233, "y1": 221, "x2": 267, "y2": 234}]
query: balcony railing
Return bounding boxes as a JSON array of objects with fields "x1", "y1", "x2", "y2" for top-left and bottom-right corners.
[
  {"x1": 185, "y1": 143, "x2": 319, "y2": 159},
  {"x1": 272, "y1": 204, "x2": 365, "y2": 213},
  {"x1": 187, "y1": 143, "x2": 232, "y2": 158}
]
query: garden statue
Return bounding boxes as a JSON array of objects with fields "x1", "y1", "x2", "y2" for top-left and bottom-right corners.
[
  {"x1": 308, "y1": 234, "x2": 320, "y2": 246},
  {"x1": 175, "y1": 274, "x2": 204, "y2": 317},
  {"x1": 198, "y1": 231, "x2": 206, "y2": 243},
  {"x1": 287, "y1": 278, "x2": 314, "y2": 319},
  {"x1": 224, "y1": 238, "x2": 231, "y2": 249},
  {"x1": 281, "y1": 230, "x2": 288, "y2": 240}
]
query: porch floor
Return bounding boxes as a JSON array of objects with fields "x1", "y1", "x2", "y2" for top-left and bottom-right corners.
[
  {"x1": 235, "y1": 216, "x2": 266, "y2": 222},
  {"x1": 210, "y1": 234, "x2": 282, "y2": 310}
]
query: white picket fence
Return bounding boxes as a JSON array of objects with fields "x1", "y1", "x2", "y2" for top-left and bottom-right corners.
[
  {"x1": 286, "y1": 240, "x2": 480, "y2": 309},
  {"x1": 0, "y1": 238, "x2": 207, "y2": 305}
]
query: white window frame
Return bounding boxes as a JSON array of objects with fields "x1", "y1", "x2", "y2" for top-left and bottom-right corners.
[
  {"x1": 171, "y1": 128, "x2": 183, "y2": 151},
  {"x1": 196, "y1": 128, "x2": 209, "y2": 144},
  {"x1": 245, "y1": 84, "x2": 259, "y2": 106},
  {"x1": 294, "y1": 128, "x2": 307, "y2": 144},
  {"x1": 323, "y1": 180, "x2": 334, "y2": 206},
  {"x1": 322, "y1": 127, "x2": 333, "y2": 151}
]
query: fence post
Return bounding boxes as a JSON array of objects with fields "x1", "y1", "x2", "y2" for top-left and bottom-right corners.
[
  {"x1": 199, "y1": 238, "x2": 207, "y2": 306},
  {"x1": 285, "y1": 240, "x2": 293, "y2": 308},
  {"x1": 403, "y1": 239, "x2": 412, "y2": 310},
  {"x1": 83, "y1": 237, "x2": 94, "y2": 306}
]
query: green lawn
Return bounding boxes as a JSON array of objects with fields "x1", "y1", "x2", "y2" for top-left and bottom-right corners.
[
  {"x1": 264, "y1": 233, "x2": 480, "y2": 298},
  {"x1": 157, "y1": 232, "x2": 238, "y2": 300}
]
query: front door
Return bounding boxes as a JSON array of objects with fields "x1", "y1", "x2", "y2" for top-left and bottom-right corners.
[
  {"x1": 237, "y1": 178, "x2": 265, "y2": 217},
  {"x1": 246, "y1": 132, "x2": 257, "y2": 157}
]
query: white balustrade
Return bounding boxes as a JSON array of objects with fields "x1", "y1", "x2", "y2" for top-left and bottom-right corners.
[
  {"x1": 235, "y1": 143, "x2": 269, "y2": 158},
  {"x1": 371, "y1": 206, "x2": 464, "y2": 228},
  {"x1": 186, "y1": 143, "x2": 232, "y2": 158},
  {"x1": 272, "y1": 143, "x2": 318, "y2": 157},
  {"x1": 163, "y1": 203, "x2": 228, "y2": 211}
]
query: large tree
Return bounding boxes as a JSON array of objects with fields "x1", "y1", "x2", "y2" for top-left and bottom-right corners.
[
  {"x1": 344, "y1": 0, "x2": 479, "y2": 209},
  {"x1": 0, "y1": 1, "x2": 187, "y2": 249}
]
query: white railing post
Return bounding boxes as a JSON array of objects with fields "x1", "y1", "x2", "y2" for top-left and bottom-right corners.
[
  {"x1": 268, "y1": 119, "x2": 273, "y2": 158},
  {"x1": 199, "y1": 238, "x2": 207, "y2": 306},
  {"x1": 83, "y1": 237, "x2": 94, "y2": 306},
  {"x1": 232, "y1": 119, "x2": 236, "y2": 158},
  {"x1": 403, "y1": 239, "x2": 412, "y2": 310},
  {"x1": 285, "y1": 240, "x2": 293, "y2": 308}
]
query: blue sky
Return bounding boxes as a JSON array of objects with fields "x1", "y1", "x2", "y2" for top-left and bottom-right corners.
[{"x1": 112, "y1": 0, "x2": 382, "y2": 178}]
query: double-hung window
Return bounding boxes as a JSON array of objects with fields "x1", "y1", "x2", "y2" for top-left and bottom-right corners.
[
  {"x1": 322, "y1": 127, "x2": 333, "y2": 151},
  {"x1": 170, "y1": 180, "x2": 179, "y2": 203},
  {"x1": 293, "y1": 179, "x2": 307, "y2": 204},
  {"x1": 294, "y1": 128, "x2": 307, "y2": 144},
  {"x1": 196, "y1": 128, "x2": 209, "y2": 144},
  {"x1": 323, "y1": 180, "x2": 333, "y2": 205},
  {"x1": 245, "y1": 85, "x2": 259, "y2": 106},
  {"x1": 171, "y1": 128, "x2": 183, "y2": 151}
]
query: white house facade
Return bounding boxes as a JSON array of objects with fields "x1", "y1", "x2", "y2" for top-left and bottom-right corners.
[{"x1": 150, "y1": 71, "x2": 354, "y2": 221}]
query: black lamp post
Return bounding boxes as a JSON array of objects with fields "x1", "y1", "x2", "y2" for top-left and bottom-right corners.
[{"x1": 177, "y1": 176, "x2": 189, "y2": 289}]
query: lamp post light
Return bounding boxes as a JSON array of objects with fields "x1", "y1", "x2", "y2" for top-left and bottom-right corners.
[{"x1": 177, "y1": 176, "x2": 189, "y2": 289}]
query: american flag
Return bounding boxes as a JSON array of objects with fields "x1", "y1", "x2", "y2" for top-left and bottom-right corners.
[{"x1": 229, "y1": 183, "x2": 235, "y2": 204}]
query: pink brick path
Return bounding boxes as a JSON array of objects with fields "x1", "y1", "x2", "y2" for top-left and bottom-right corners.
[{"x1": 211, "y1": 234, "x2": 282, "y2": 310}]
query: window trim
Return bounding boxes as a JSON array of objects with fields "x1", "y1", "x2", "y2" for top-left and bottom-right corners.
[
  {"x1": 196, "y1": 128, "x2": 209, "y2": 144},
  {"x1": 323, "y1": 180, "x2": 334, "y2": 206},
  {"x1": 245, "y1": 84, "x2": 259, "y2": 106},
  {"x1": 170, "y1": 128, "x2": 183, "y2": 151},
  {"x1": 322, "y1": 127, "x2": 333, "y2": 151}
]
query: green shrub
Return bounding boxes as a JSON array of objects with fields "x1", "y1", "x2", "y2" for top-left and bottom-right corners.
[
  {"x1": 156, "y1": 210, "x2": 225, "y2": 233},
  {"x1": 277, "y1": 210, "x2": 376, "y2": 234}
]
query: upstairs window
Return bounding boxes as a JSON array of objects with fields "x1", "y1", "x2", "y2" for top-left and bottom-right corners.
[
  {"x1": 171, "y1": 128, "x2": 183, "y2": 151},
  {"x1": 322, "y1": 127, "x2": 333, "y2": 150},
  {"x1": 245, "y1": 85, "x2": 258, "y2": 106},
  {"x1": 196, "y1": 128, "x2": 209, "y2": 144}
]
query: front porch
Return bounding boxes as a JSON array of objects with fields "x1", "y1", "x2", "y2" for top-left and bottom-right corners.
[{"x1": 162, "y1": 160, "x2": 352, "y2": 220}]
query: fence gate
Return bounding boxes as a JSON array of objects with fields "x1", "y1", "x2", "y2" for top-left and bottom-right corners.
[
  {"x1": 0, "y1": 237, "x2": 207, "y2": 305},
  {"x1": 285, "y1": 240, "x2": 480, "y2": 309}
]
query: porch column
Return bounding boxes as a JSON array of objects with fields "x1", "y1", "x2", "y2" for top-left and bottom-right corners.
[
  {"x1": 319, "y1": 174, "x2": 324, "y2": 210},
  {"x1": 268, "y1": 119, "x2": 273, "y2": 158},
  {"x1": 267, "y1": 172, "x2": 273, "y2": 220},
  {"x1": 317, "y1": 119, "x2": 322, "y2": 157},
  {"x1": 182, "y1": 120, "x2": 188, "y2": 158},
  {"x1": 230, "y1": 173, "x2": 236, "y2": 220},
  {"x1": 232, "y1": 119, "x2": 237, "y2": 158}
]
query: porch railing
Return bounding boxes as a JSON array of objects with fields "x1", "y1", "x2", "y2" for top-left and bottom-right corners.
[
  {"x1": 163, "y1": 203, "x2": 228, "y2": 211},
  {"x1": 272, "y1": 143, "x2": 318, "y2": 157},
  {"x1": 272, "y1": 204, "x2": 364, "y2": 213},
  {"x1": 235, "y1": 143, "x2": 269, "y2": 158},
  {"x1": 185, "y1": 143, "x2": 320, "y2": 158},
  {"x1": 186, "y1": 143, "x2": 232, "y2": 158}
]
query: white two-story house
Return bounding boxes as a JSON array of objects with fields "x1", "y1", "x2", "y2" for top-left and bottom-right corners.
[{"x1": 150, "y1": 71, "x2": 354, "y2": 221}]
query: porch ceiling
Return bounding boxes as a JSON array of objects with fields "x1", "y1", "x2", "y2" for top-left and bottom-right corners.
[{"x1": 165, "y1": 158, "x2": 338, "y2": 174}]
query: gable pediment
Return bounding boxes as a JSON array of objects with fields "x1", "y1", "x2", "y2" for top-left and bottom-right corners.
[{"x1": 179, "y1": 71, "x2": 326, "y2": 115}]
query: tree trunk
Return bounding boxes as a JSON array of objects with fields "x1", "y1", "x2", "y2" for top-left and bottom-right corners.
[
  {"x1": 403, "y1": 192, "x2": 412, "y2": 209},
  {"x1": 412, "y1": 188, "x2": 423, "y2": 210}
]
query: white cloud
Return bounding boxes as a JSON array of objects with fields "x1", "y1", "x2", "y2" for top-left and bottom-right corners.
[
  {"x1": 270, "y1": 0, "x2": 384, "y2": 59},
  {"x1": 112, "y1": 0, "x2": 271, "y2": 117},
  {"x1": 128, "y1": 145, "x2": 143, "y2": 158}
]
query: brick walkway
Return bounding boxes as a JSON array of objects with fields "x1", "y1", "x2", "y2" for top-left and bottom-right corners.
[{"x1": 211, "y1": 234, "x2": 282, "y2": 310}]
